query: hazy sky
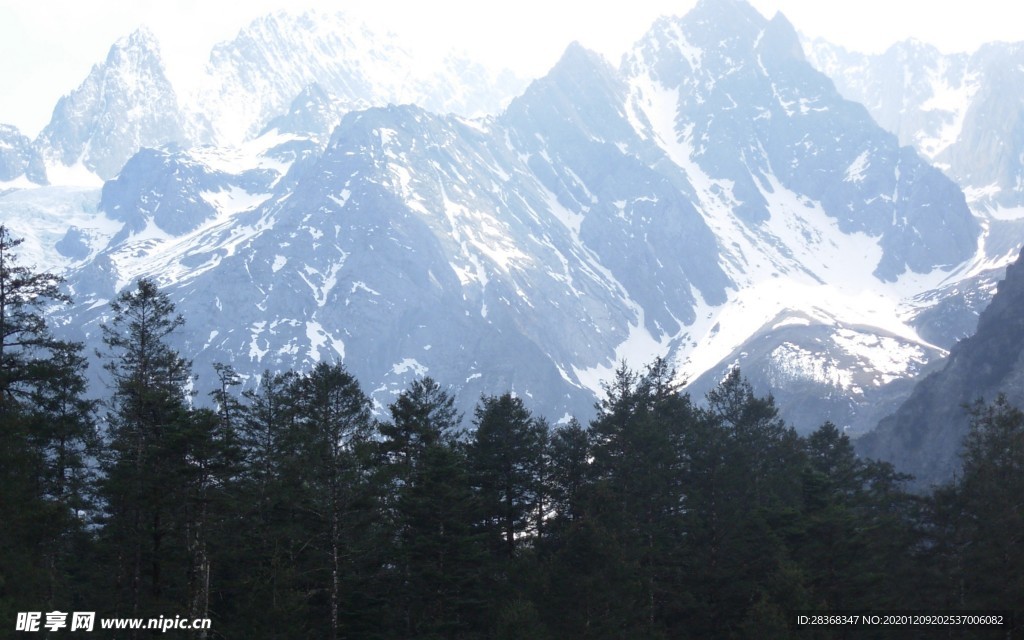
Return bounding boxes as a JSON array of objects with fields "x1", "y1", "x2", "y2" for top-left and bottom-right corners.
[{"x1": 1, "y1": 0, "x2": 1020, "y2": 136}]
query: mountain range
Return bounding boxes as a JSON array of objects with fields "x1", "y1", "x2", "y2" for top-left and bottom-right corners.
[
  {"x1": 805, "y1": 37, "x2": 1024, "y2": 213},
  {"x1": 3, "y1": 0, "x2": 1023, "y2": 471}
]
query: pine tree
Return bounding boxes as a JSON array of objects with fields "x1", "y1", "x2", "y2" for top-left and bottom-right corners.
[
  {"x1": 546, "y1": 418, "x2": 591, "y2": 527},
  {"x1": 469, "y1": 393, "x2": 547, "y2": 560},
  {"x1": 284, "y1": 362, "x2": 375, "y2": 640},
  {"x1": 23, "y1": 340, "x2": 99, "y2": 609},
  {"x1": 220, "y1": 370, "x2": 303, "y2": 638},
  {"x1": 96, "y1": 278, "x2": 195, "y2": 625},
  {"x1": 377, "y1": 377, "x2": 489, "y2": 637},
  {"x1": 584, "y1": 359, "x2": 693, "y2": 638},
  {"x1": 686, "y1": 369, "x2": 805, "y2": 637},
  {"x1": 0, "y1": 226, "x2": 96, "y2": 620},
  {"x1": 0, "y1": 225, "x2": 70, "y2": 411}
]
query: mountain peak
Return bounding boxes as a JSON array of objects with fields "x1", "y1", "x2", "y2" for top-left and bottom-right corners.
[
  {"x1": 505, "y1": 39, "x2": 623, "y2": 133},
  {"x1": 758, "y1": 11, "x2": 805, "y2": 64},
  {"x1": 36, "y1": 23, "x2": 187, "y2": 181},
  {"x1": 552, "y1": 41, "x2": 610, "y2": 75},
  {"x1": 881, "y1": 37, "x2": 942, "y2": 63},
  {"x1": 0, "y1": 123, "x2": 47, "y2": 184},
  {"x1": 261, "y1": 82, "x2": 342, "y2": 139},
  {"x1": 117, "y1": 25, "x2": 160, "y2": 49},
  {"x1": 687, "y1": 0, "x2": 765, "y2": 30},
  {"x1": 105, "y1": 26, "x2": 164, "y2": 68},
  {"x1": 226, "y1": 8, "x2": 363, "y2": 45}
]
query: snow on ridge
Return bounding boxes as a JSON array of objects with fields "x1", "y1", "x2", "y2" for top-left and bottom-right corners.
[
  {"x1": 0, "y1": 186, "x2": 116, "y2": 274},
  {"x1": 102, "y1": 190, "x2": 278, "y2": 292},
  {"x1": 200, "y1": 185, "x2": 272, "y2": 216},
  {"x1": 831, "y1": 328, "x2": 928, "y2": 385},
  {"x1": 767, "y1": 341, "x2": 854, "y2": 391},
  {"x1": 624, "y1": 65, "x2": 955, "y2": 390},
  {"x1": 189, "y1": 130, "x2": 298, "y2": 178},
  {"x1": 916, "y1": 65, "x2": 979, "y2": 160}
]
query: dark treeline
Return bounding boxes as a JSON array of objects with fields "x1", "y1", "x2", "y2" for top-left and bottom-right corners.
[{"x1": 2, "y1": 225, "x2": 1023, "y2": 639}]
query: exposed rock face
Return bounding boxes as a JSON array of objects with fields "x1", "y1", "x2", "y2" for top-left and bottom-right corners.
[{"x1": 858, "y1": 250, "x2": 1024, "y2": 488}]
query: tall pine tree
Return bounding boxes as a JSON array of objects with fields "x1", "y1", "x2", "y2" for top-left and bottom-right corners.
[{"x1": 96, "y1": 278, "x2": 195, "y2": 625}]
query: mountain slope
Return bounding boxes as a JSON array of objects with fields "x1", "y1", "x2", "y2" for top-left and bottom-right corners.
[
  {"x1": 804, "y1": 37, "x2": 1024, "y2": 353},
  {"x1": 624, "y1": 5, "x2": 976, "y2": 283},
  {"x1": 616, "y1": 0, "x2": 978, "y2": 430},
  {"x1": 858, "y1": 248, "x2": 1024, "y2": 487}
]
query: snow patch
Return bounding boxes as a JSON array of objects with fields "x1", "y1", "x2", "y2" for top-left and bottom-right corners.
[
  {"x1": 329, "y1": 189, "x2": 352, "y2": 209},
  {"x1": 843, "y1": 150, "x2": 870, "y2": 183},
  {"x1": 249, "y1": 321, "x2": 269, "y2": 361},
  {"x1": 43, "y1": 158, "x2": 103, "y2": 188},
  {"x1": 832, "y1": 328, "x2": 927, "y2": 385},
  {"x1": 201, "y1": 186, "x2": 272, "y2": 216},
  {"x1": 392, "y1": 358, "x2": 428, "y2": 377},
  {"x1": 306, "y1": 320, "x2": 345, "y2": 361},
  {"x1": 768, "y1": 342, "x2": 854, "y2": 390}
]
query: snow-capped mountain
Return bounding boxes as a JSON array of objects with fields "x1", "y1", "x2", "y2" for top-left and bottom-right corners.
[
  {"x1": 193, "y1": 10, "x2": 526, "y2": 146},
  {"x1": 803, "y1": 36, "x2": 1024, "y2": 376},
  {"x1": 614, "y1": 1, "x2": 978, "y2": 430},
  {"x1": 623, "y1": 4, "x2": 977, "y2": 283},
  {"x1": 16, "y1": 0, "x2": 985, "y2": 430},
  {"x1": 805, "y1": 38, "x2": 1024, "y2": 216},
  {"x1": 35, "y1": 27, "x2": 190, "y2": 183},
  {"x1": 11, "y1": 10, "x2": 525, "y2": 190}
]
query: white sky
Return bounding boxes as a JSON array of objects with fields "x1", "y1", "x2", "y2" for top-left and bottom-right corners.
[{"x1": 1, "y1": 0, "x2": 1021, "y2": 137}]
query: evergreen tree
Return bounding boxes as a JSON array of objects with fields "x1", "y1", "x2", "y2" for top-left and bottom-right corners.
[
  {"x1": 95, "y1": 278, "x2": 196, "y2": 626},
  {"x1": 583, "y1": 359, "x2": 693, "y2": 638},
  {"x1": 220, "y1": 370, "x2": 304, "y2": 638},
  {"x1": 0, "y1": 225, "x2": 70, "y2": 410},
  {"x1": 796, "y1": 422, "x2": 917, "y2": 613},
  {"x1": 466, "y1": 393, "x2": 550, "y2": 636},
  {"x1": 0, "y1": 226, "x2": 95, "y2": 620},
  {"x1": 23, "y1": 341, "x2": 100, "y2": 610},
  {"x1": 948, "y1": 395, "x2": 1024, "y2": 612},
  {"x1": 282, "y1": 362, "x2": 375, "y2": 640},
  {"x1": 377, "y1": 377, "x2": 488, "y2": 637},
  {"x1": 685, "y1": 369, "x2": 805, "y2": 637},
  {"x1": 545, "y1": 418, "x2": 591, "y2": 527},
  {"x1": 469, "y1": 393, "x2": 547, "y2": 559}
]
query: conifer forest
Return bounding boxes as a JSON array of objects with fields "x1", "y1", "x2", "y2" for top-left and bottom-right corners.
[{"x1": 2, "y1": 224, "x2": 1022, "y2": 638}]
